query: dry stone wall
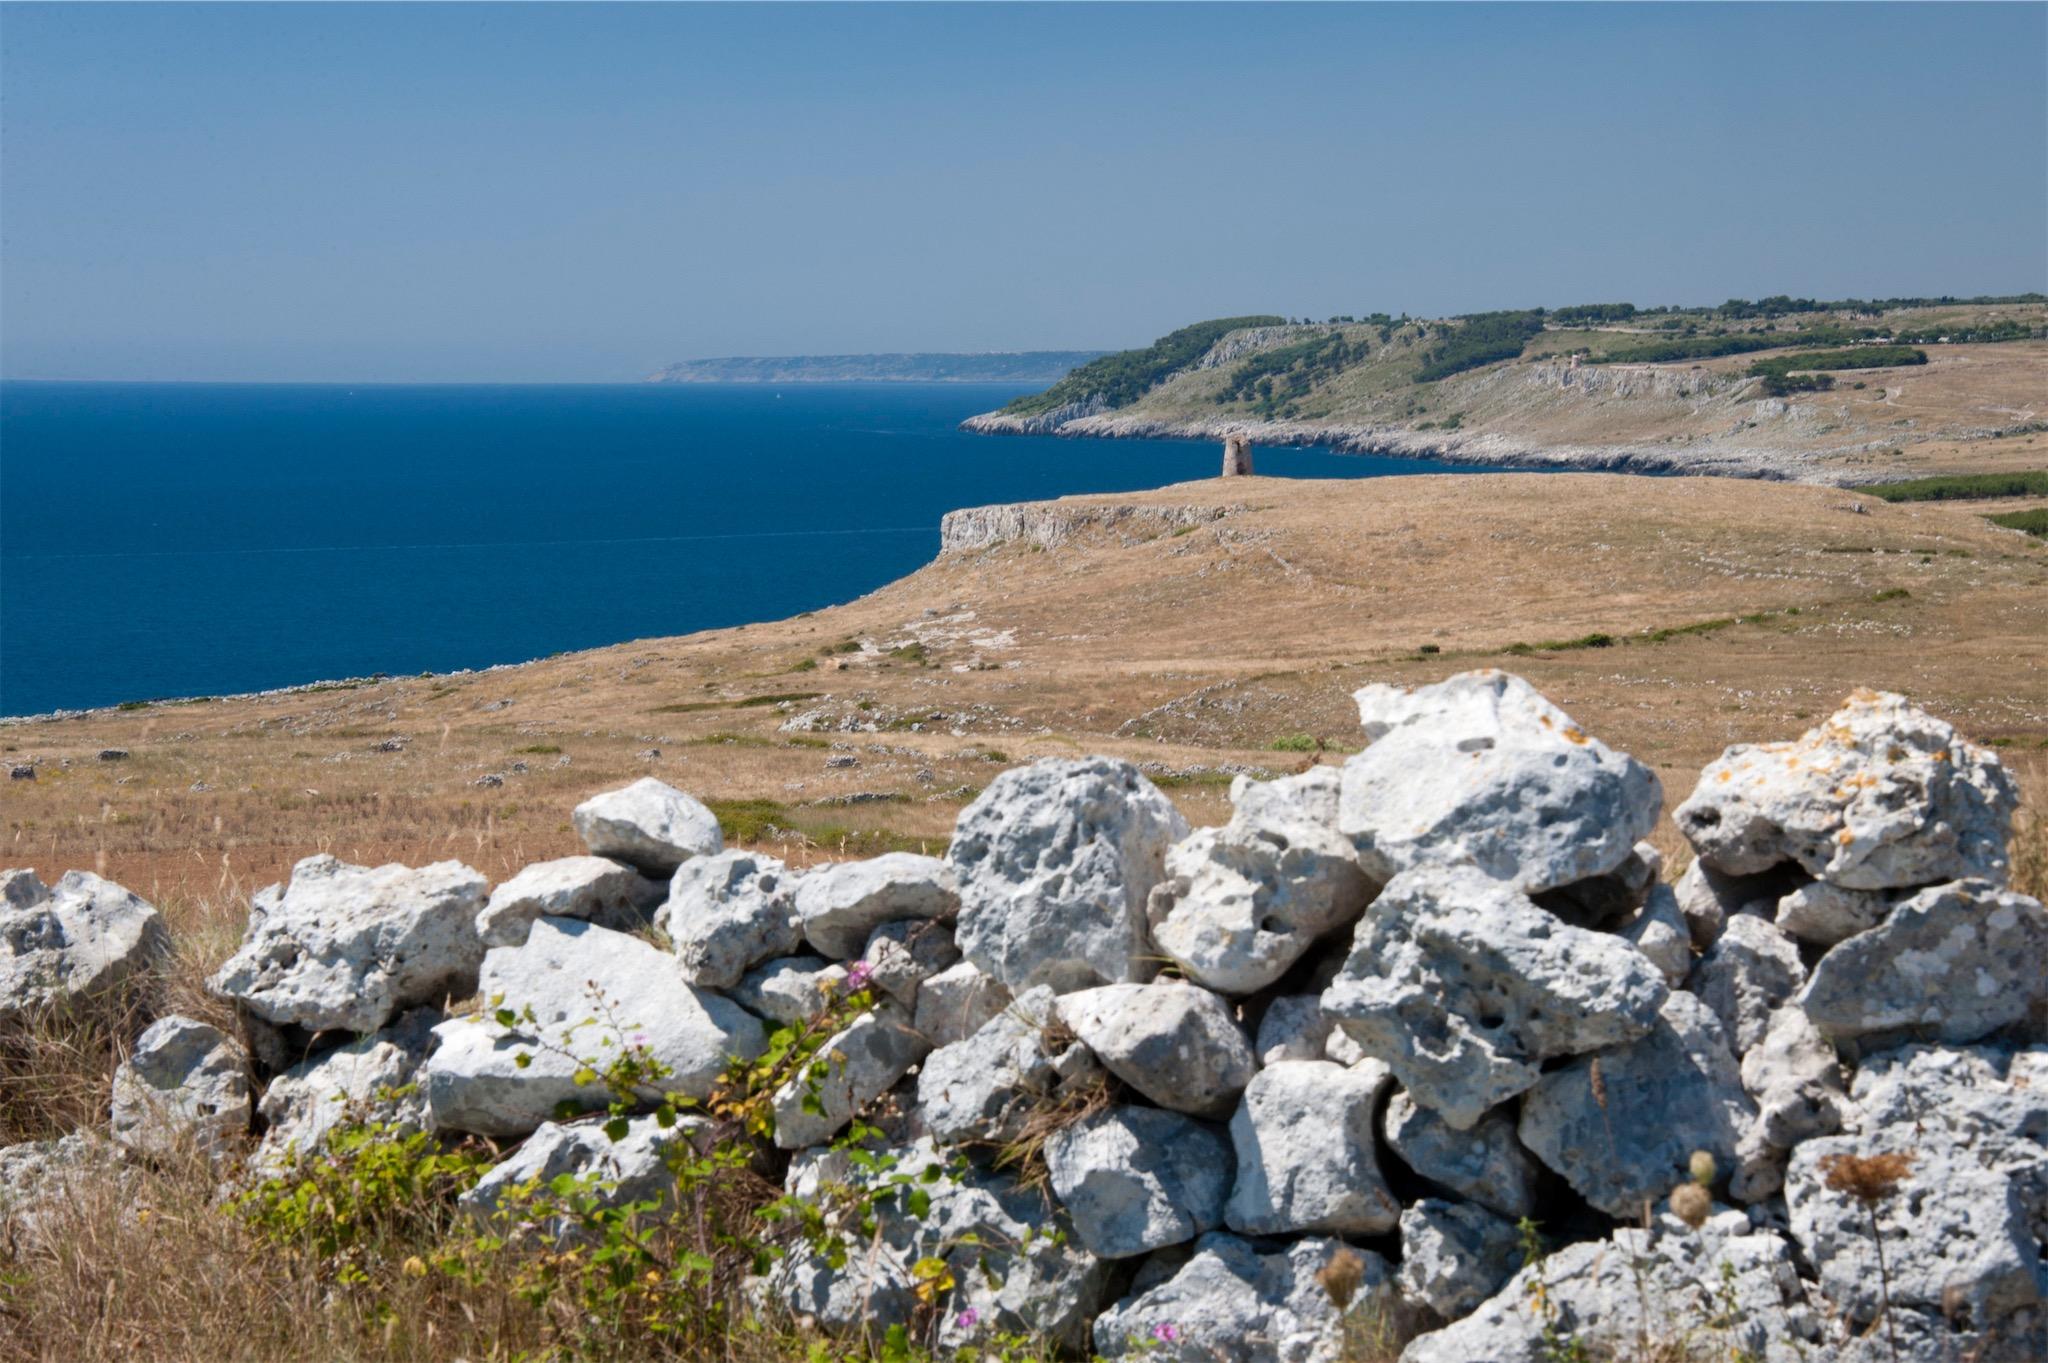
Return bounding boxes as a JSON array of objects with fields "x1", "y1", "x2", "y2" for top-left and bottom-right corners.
[{"x1": 4, "y1": 671, "x2": 2045, "y2": 1361}]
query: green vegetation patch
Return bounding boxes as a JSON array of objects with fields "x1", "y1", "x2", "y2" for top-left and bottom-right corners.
[
  {"x1": 1589, "y1": 326, "x2": 1861, "y2": 365},
  {"x1": 1866, "y1": 471, "x2": 2048, "y2": 502},
  {"x1": 1216, "y1": 330, "x2": 1371, "y2": 416},
  {"x1": 1986, "y1": 507, "x2": 2048, "y2": 538},
  {"x1": 648, "y1": 690, "x2": 821, "y2": 715},
  {"x1": 1001, "y1": 315, "x2": 1285, "y2": 417},
  {"x1": 1414, "y1": 311, "x2": 1546, "y2": 383}
]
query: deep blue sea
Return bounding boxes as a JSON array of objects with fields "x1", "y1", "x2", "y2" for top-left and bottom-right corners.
[{"x1": 1, "y1": 382, "x2": 1512, "y2": 717}]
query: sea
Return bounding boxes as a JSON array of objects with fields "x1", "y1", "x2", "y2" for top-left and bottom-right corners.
[{"x1": 0, "y1": 381, "x2": 1514, "y2": 717}]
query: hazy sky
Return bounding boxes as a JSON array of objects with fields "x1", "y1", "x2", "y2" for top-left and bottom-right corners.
[{"x1": 4, "y1": 2, "x2": 2043, "y2": 383}]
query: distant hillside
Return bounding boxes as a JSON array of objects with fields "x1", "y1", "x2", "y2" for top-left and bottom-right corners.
[
  {"x1": 647, "y1": 351, "x2": 1105, "y2": 384},
  {"x1": 964, "y1": 295, "x2": 2048, "y2": 484}
]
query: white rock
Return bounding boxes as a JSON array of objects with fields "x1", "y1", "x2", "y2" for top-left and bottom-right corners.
[
  {"x1": 1740, "y1": 1005, "x2": 1847, "y2": 1152},
  {"x1": 1400, "y1": 1210, "x2": 1819, "y2": 1363},
  {"x1": 424, "y1": 917, "x2": 765, "y2": 1138},
  {"x1": 1397, "y1": 1199, "x2": 1523, "y2": 1321},
  {"x1": 110, "y1": 1016, "x2": 249, "y2": 1161},
  {"x1": 0, "y1": 1131, "x2": 124, "y2": 1244},
  {"x1": 917, "y1": 985, "x2": 1100, "y2": 1146},
  {"x1": 731, "y1": 955, "x2": 845, "y2": 1026},
  {"x1": 1687, "y1": 913, "x2": 1806, "y2": 1053},
  {"x1": 1224, "y1": 1060, "x2": 1399, "y2": 1235},
  {"x1": 1785, "y1": 1044, "x2": 2048, "y2": 1333},
  {"x1": 1253, "y1": 994, "x2": 1335, "y2": 1065},
  {"x1": 1672, "y1": 690, "x2": 2018, "y2": 889},
  {"x1": 208, "y1": 854, "x2": 487, "y2": 1040},
  {"x1": 1147, "y1": 767, "x2": 1374, "y2": 995},
  {"x1": 658, "y1": 850, "x2": 802, "y2": 989},
  {"x1": 476, "y1": 855, "x2": 663, "y2": 948},
  {"x1": 793, "y1": 852, "x2": 956, "y2": 960},
  {"x1": 1381, "y1": 1090, "x2": 1540, "y2": 1221},
  {"x1": 768, "y1": 1003, "x2": 927, "y2": 1149},
  {"x1": 1055, "y1": 980, "x2": 1256, "y2": 1119},
  {"x1": 1537, "y1": 840, "x2": 1664, "y2": 930},
  {"x1": 1518, "y1": 992, "x2": 1758, "y2": 1218},
  {"x1": 460, "y1": 1113, "x2": 707, "y2": 1234},
  {"x1": 1094, "y1": 1232, "x2": 1393, "y2": 1363},
  {"x1": 950, "y1": 757, "x2": 1188, "y2": 993},
  {"x1": 254, "y1": 1008, "x2": 438, "y2": 1173},
  {"x1": 1773, "y1": 879, "x2": 1898, "y2": 947},
  {"x1": 1, "y1": 870, "x2": 167, "y2": 1025},
  {"x1": 1622, "y1": 883, "x2": 1692, "y2": 987},
  {"x1": 1043, "y1": 1105, "x2": 1231, "y2": 1259},
  {"x1": 1799, "y1": 879, "x2": 2048, "y2": 1046},
  {"x1": 571, "y1": 778, "x2": 723, "y2": 875},
  {"x1": 909, "y1": 959, "x2": 1010, "y2": 1048},
  {"x1": 1338, "y1": 671, "x2": 1661, "y2": 892},
  {"x1": 859, "y1": 918, "x2": 959, "y2": 1009},
  {"x1": 1322, "y1": 864, "x2": 1668, "y2": 1129}
]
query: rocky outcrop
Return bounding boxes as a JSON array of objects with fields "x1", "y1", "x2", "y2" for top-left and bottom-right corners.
[
  {"x1": 939, "y1": 501, "x2": 1236, "y2": 554},
  {"x1": 1, "y1": 869, "x2": 167, "y2": 1026}
]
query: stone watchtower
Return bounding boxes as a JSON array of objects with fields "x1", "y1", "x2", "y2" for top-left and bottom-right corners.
[{"x1": 1222, "y1": 434, "x2": 1253, "y2": 477}]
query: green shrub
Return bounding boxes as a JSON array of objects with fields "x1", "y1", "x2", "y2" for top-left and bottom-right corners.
[
  {"x1": 1414, "y1": 311, "x2": 1546, "y2": 382},
  {"x1": 1268, "y1": 734, "x2": 1319, "y2": 752},
  {"x1": 1002, "y1": 316, "x2": 1285, "y2": 416},
  {"x1": 1866, "y1": 471, "x2": 2048, "y2": 502},
  {"x1": 1986, "y1": 507, "x2": 2048, "y2": 538}
]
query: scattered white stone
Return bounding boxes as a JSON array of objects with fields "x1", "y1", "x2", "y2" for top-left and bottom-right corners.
[
  {"x1": 1055, "y1": 980, "x2": 1256, "y2": 1119},
  {"x1": 1798, "y1": 879, "x2": 2048, "y2": 1046},
  {"x1": 1381, "y1": 1090, "x2": 1539, "y2": 1221},
  {"x1": 1687, "y1": 913, "x2": 1806, "y2": 1053},
  {"x1": 571, "y1": 778, "x2": 723, "y2": 876},
  {"x1": 909, "y1": 959, "x2": 1010, "y2": 1048},
  {"x1": 1338, "y1": 671, "x2": 1661, "y2": 892},
  {"x1": 731, "y1": 955, "x2": 845, "y2": 1026},
  {"x1": 424, "y1": 917, "x2": 765, "y2": 1138},
  {"x1": 1147, "y1": 766, "x2": 1373, "y2": 995},
  {"x1": 1672, "y1": 690, "x2": 2017, "y2": 889},
  {"x1": 1622, "y1": 883, "x2": 1693, "y2": 987},
  {"x1": 793, "y1": 852, "x2": 956, "y2": 960},
  {"x1": 1518, "y1": 992, "x2": 1758, "y2": 1218},
  {"x1": 859, "y1": 918, "x2": 960, "y2": 1009},
  {"x1": 1, "y1": 869, "x2": 168, "y2": 1025},
  {"x1": 1224, "y1": 1060, "x2": 1399, "y2": 1236},
  {"x1": 209, "y1": 854, "x2": 487, "y2": 1040},
  {"x1": 110, "y1": 1016, "x2": 249, "y2": 1161},
  {"x1": 950, "y1": 757, "x2": 1188, "y2": 993},
  {"x1": 1044, "y1": 1105, "x2": 1232, "y2": 1259},
  {"x1": 1773, "y1": 879, "x2": 1897, "y2": 947},
  {"x1": 477, "y1": 855, "x2": 663, "y2": 948},
  {"x1": 918, "y1": 986, "x2": 1101, "y2": 1146},
  {"x1": 1322, "y1": 864, "x2": 1667, "y2": 1129},
  {"x1": 658, "y1": 850, "x2": 802, "y2": 989}
]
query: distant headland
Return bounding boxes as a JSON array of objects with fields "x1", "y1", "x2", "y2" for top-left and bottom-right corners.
[{"x1": 646, "y1": 351, "x2": 1106, "y2": 384}]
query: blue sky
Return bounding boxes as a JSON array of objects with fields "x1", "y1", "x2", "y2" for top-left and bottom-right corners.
[{"x1": 3, "y1": 2, "x2": 2043, "y2": 382}]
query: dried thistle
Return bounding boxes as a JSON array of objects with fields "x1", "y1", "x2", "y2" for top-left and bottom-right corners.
[
  {"x1": 1668, "y1": 1181, "x2": 1711, "y2": 1229},
  {"x1": 1820, "y1": 1150, "x2": 1914, "y2": 1205},
  {"x1": 1316, "y1": 1245, "x2": 1367, "y2": 1310}
]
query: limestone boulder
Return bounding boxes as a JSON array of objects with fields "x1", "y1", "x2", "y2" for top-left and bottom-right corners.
[
  {"x1": 1774, "y1": 879, "x2": 1899, "y2": 947},
  {"x1": 460, "y1": 1113, "x2": 709, "y2": 1233},
  {"x1": 1798, "y1": 879, "x2": 2048, "y2": 1046},
  {"x1": 1094, "y1": 1232, "x2": 1394, "y2": 1363},
  {"x1": 254, "y1": 1008, "x2": 438, "y2": 1173},
  {"x1": 731, "y1": 955, "x2": 845, "y2": 1026},
  {"x1": 1740, "y1": 1005, "x2": 1847, "y2": 1154},
  {"x1": 917, "y1": 986, "x2": 1100, "y2": 1146},
  {"x1": 1621, "y1": 883, "x2": 1692, "y2": 987},
  {"x1": 110, "y1": 1015, "x2": 250, "y2": 1161},
  {"x1": 476, "y1": 856, "x2": 663, "y2": 949},
  {"x1": 793, "y1": 852, "x2": 956, "y2": 961},
  {"x1": 1321, "y1": 864, "x2": 1668, "y2": 1129},
  {"x1": 1338, "y1": 671, "x2": 1661, "y2": 893},
  {"x1": 424, "y1": 917, "x2": 765, "y2": 1138},
  {"x1": 1054, "y1": 980, "x2": 1256, "y2": 1119},
  {"x1": 1518, "y1": 992, "x2": 1758, "y2": 1218},
  {"x1": 1670, "y1": 857, "x2": 1805, "y2": 949},
  {"x1": 1400, "y1": 1209, "x2": 1819, "y2": 1363},
  {"x1": 859, "y1": 918, "x2": 959, "y2": 1009},
  {"x1": 1043, "y1": 1105, "x2": 1231, "y2": 1259},
  {"x1": 571, "y1": 778, "x2": 723, "y2": 876},
  {"x1": 909, "y1": 959, "x2": 1010, "y2": 1048},
  {"x1": 1254, "y1": 993, "x2": 1353, "y2": 1066},
  {"x1": 1224, "y1": 1060, "x2": 1399, "y2": 1236},
  {"x1": 1, "y1": 869, "x2": 167, "y2": 1025},
  {"x1": 949, "y1": 757, "x2": 1187, "y2": 993},
  {"x1": 1785, "y1": 1044, "x2": 2048, "y2": 1333},
  {"x1": 1672, "y1": 690, "x2": 2018, "y2": 889},
  {"x1": 1397, "y1": 1199, "x2": 1523, "y2": 1321},
  {"x1": 658, "y1": 850, "x2": 803, "y2": 990},
  {"x1": 209, "y1": 854, "x2": 486, "y2": 1045},
  {"x1": 768, "y1": 1003, "x2": 927, "y2": 1149},
  {"x1": 1687, "y1": 913, "x2": 1805, "y2": 1053},
  {"x1": 1147, "y1": 766, "x2": 1374, "y2": 995},
  {"x1": 1382, "y1": 1090, "x2": 1540, "y2": 1221}
]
